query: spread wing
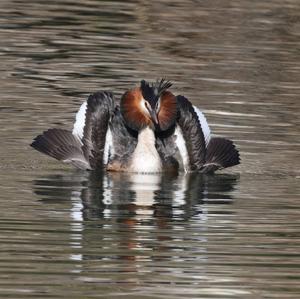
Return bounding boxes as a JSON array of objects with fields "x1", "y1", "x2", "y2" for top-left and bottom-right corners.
[
  {"x1": 174, "y1": 95, "x2": 240, "y2": 173},
  {"x1": 175, "y1": 95, "x2": 209, "y2": 172},
  {"x1": 79, "y1": 91, "x2": 115, "y2": 169},
  {"x1": 31, "y1": 128, "x2": 91, "y2": 170},
  {"x1": 31, "y1": 91, "x2": 115, "y2": 170}
]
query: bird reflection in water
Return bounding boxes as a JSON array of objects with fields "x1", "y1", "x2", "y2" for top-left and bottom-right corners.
[
  {"x1": 33, "y1": 171, "x2": 238, "y2": 273},
  {"x1": 34, "y1": 171, "x2": 238, "y2": 221}
]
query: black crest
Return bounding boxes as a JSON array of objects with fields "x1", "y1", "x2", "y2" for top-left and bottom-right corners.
[{"x1": 140, "y1": 78, "x2": 172, "y2": 107}]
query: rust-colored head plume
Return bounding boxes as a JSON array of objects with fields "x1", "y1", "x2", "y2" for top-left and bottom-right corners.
[
  {"x1": 121, "y1": 79, "x2": 177, "y2": 132},
  {"x1": 157, "y1": 90, "x2": 177, "y2": 131},
  {"x1": 120, "y1": 88, "x2": 151, "y2": 131}
]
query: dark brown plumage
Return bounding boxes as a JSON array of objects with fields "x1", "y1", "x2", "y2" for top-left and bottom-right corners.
[
  {"x1": 176, "y1": 95, "x2": 207, "y2": 170},
  {"x1": 201, "y1": 137, "x2": 240, "y2": 173},
  {"x1": 82, "y1": 91, "x2": 114, "y2": 169}
]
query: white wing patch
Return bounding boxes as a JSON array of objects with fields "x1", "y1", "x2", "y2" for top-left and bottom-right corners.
[
  {"x1": 175, "y1": 106, "x2": 211, "y2": 172},
  {"x1": 72, "y1": 101, "x2": 87, "y2": 141},
  {"x1": 193, "y1": 105, "x2": 211, "y2": 145},
  {"x1": 72, "y1": 100, "x2": 113, "y2": 165},
  {"x1": 174, "y1": 126, "x2": 189, "y2": 172},
  {"x1": 72, "y1": 101, "x2": 114, "y2": 164},
  {"x1": 103, "y1": 128, "x2": 114, "y2": 165}
]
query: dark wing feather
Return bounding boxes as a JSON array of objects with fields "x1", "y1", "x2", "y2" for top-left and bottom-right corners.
[
  {"x1": 176, "y1": 95, "x2": 207, "y2": 171},
  {"x1": 31, "y1": 128, "x2": 90, "y2": 170},
  {"x1": 201, "y1": 137, "x2": 240, "y2": 173},
  {"x1": 108, "y1": 107, "x2": 137, "y2": 164},
  {"x1": 155, "y1": 126, "x2": 179, "y2": 173},
  {"x1": 82, "y1": 91, "x2": 115, "y2": 169}
]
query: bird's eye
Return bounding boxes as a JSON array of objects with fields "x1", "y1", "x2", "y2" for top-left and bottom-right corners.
[
  {"x1": 155, "y1": 99, "x2": 161, "y2": 112},
  {"x1": 145, "y1": 101, "x2": 151, "y2": 110}
]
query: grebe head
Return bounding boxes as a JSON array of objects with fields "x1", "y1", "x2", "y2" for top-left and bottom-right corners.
[{"x1": 121, "y1": 79, "x2": 177, "y2": 132}]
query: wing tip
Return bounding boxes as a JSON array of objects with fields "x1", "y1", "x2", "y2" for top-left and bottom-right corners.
[
  {"x1": 202, "y1": 137, "x2": 240, "y2": 173},
  {"x1": 31, "y1": 129, "x2": 90, "y2": 169}
]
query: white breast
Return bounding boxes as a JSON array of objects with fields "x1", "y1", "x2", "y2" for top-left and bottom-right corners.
[{"x1": 130, "y1": 127, "x2": 162, "y2": 173}]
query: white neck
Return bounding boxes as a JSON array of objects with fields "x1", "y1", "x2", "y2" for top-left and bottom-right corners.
[{"x1": 129, "y1": 127, "x2": 162, "y2": 173}]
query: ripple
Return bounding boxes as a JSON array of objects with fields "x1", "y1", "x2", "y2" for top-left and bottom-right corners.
[{"x1": 0, "y1": 0, "x2": 299, "y2": 298}]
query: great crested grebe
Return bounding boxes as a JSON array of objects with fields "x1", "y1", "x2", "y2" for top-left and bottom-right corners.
[{"x1": 31, "y1": 79, "x2": 240, "y2": 173}]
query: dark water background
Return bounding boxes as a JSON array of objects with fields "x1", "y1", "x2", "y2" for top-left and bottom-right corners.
[{"x1": 0, "y1": 0, "x2": 299, "y2": 298}]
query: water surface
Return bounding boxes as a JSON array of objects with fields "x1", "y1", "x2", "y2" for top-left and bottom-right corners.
[{"x1": 0, "y1": 0, "x2": 299, "y2": 298}]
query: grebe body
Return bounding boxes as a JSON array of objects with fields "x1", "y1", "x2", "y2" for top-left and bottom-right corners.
[{"x1": 31, "y1": 79, "x2": 240, "y2": 173}]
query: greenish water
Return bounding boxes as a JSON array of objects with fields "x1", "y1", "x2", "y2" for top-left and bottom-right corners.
[{"x1": 0, "y1": 0, "x2": 299, "y2": 298}]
